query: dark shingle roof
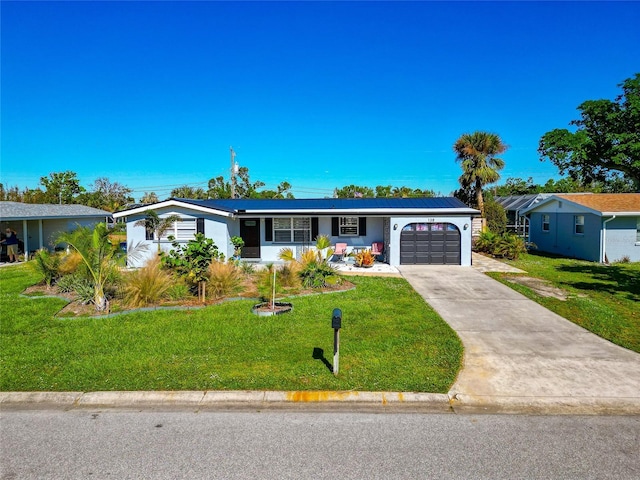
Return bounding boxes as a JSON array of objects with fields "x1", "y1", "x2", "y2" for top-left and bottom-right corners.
[{"x1": 0, "y1": 202, "x2": 112, "y2": 221}]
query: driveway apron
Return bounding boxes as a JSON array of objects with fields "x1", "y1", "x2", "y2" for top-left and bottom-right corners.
[{"x1": 399, "y1": 265, "x2": 640, "y2": 414}]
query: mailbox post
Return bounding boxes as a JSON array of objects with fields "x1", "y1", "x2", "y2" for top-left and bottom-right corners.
[{"x1": 332, "y1": 308, "x2": 342, "y2": 375}]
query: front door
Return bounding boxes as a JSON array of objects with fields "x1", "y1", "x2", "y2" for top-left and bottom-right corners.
[{"x1": 240, "y1": 218, "x2": 260, "y2": 258}]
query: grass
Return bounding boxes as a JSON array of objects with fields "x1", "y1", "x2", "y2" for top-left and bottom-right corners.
[
  {"x1": 0, "y1": 263, "x2": 462, "y2": 393},
  {"x1": 490, "y1": 252, "x2": 640, "y2": 353}
]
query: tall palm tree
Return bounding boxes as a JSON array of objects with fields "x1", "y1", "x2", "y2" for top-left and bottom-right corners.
[
  {"x1": 134, "y1": 210, "x2": 181, "y2": 253},
  {"x1": 453, "y1": 131, "x2": 508, "y2": 216}
]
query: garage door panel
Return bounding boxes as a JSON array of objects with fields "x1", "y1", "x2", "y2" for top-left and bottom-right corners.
[{"x1": 400, "y1": 223, "x2": 461, "y2": 265}]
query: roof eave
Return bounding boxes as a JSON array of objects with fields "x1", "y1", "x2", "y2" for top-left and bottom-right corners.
[
  {"x1": 113, "y1": 199, "x2": 235, "y2": 218},
  {"x1": 237, "y1": 207, "x2": 479, "y2": 215}
]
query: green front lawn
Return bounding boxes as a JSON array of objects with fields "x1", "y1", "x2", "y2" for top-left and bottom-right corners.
[
  {"x1": 491, "y1": 252, "x2": 640, "y2": 353},
  {"x1": 0, "y1": 264, "x2": 462, "y2": 393}
]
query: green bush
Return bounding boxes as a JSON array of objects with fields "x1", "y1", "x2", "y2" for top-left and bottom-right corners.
[
  {"x1": 484, "y1": 198, "x2": 507, "y2": 233},
  {"x1": 298, "y1": 261, "x2": 340, "y2": 289},
  {"x1": 165, "y1": 281, "x2": 193, "y2": 301},
  {"x1": 473, "y1": 231, "x2": 499, "y2": 254},
  {"x1": 278, "y1": 235, "x2": 340, "y2": 289},
  {"x1": 474, "y1": 231, "x2": 527, "y2": 260},
  {"x1": 161, "y1": 233, "x2": 224, "y2": 302},
  {"x1": 31, "y1": 249, "x2": 62, "y2": 287},
  {"x1": 493, "y1": 233, "x2": 527, "y2": 260},
  {"x1": 56, "y1": 274, "x2": 87, "y2": 293}
]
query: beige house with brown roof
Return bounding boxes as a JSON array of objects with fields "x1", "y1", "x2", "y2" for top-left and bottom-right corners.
[{"x1": 522, "y1": 193, "x2": 640, "y2": 263}]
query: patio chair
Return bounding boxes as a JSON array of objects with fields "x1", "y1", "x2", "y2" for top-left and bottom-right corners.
[
  {"x1": 333, "y1": 243, "x2": 348, "y2": 262},
  {"x1": 371, "y1": 242, "x2": 384, "y2": 260}
]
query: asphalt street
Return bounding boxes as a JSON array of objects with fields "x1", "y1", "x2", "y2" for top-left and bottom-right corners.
[{"x1": 1, "y1": 410, "x2": 639, "y2": 480}]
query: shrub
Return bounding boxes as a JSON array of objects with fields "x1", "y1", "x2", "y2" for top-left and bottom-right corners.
[
  {"x1": 299, "y1": 261, "x2": 340, "y2": 289},
  {"x1": 165, "y1": 281, "x2": 193, "y2": 301},
  {"x1": 278, "y1": 235, "x2": 340, "y2": 289},
  {"x1": 614, "y1": 255, "x2": 631, "y2": 264},
  {"x1": 493, "y1": 233, "x2": 527, "y2": 260},
  {"x1": 31, "y1": 249, "x2": 61, "y2": 287},
  {"x1": 161, "y1": 233, "x2": 224, "y2": 302},
  {"x1": 239, "y1": 261, "x2": 256, "y2": 274},
  {"x1": 55, "y1": 274, "x2": 95, "y2": 304},
  {"x1": 474, "y1": 231, "x2": 527, "y2": 260},
  {"x1": 207, "y1": 260, "x2": 244, "y2": 300},
  {"x1": 473, "y1": 231, "x2": 499, "y2": 254},
  {"x1": 484, "y1": 198, "x2": 508, "y2": 234},
  {"x1": 278, "y1": 263, "x2": 302, "y2": 289},
  {"x1": 123, "y1": 256, "x2": 174, "y2": 308}
]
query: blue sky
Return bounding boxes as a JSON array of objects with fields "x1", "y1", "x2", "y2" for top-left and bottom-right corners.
[{"x1": 2, "y1": 1, "x2": 639, "y2": 200}]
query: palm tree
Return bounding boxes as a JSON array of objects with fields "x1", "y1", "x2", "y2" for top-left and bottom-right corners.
[
  {"x1": 134, "y1": 210, "x2": 181, "y2": 253},
  {"x1": 453, "y1": 131, "x2": 508, "y2": 216},
  {"x1": 57, "y1": 223, "x2": 146, "y2": 311}
]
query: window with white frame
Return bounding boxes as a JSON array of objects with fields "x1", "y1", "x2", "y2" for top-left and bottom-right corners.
[
  {"x1": 160, "y1": 219, "x2": 197, "y2": 241},
  {"x1": 574, "y1": 215, "x2": 585, "y2": 235},
  {"x1": 339, "y1": 217, "x2": 359, "y2": 236},
  {"x1": 542, "y1": 214, "x2": 550, "y2": 232},
  {"x1": 273, "y1": 217, "x2": 311, "y2": 243}
]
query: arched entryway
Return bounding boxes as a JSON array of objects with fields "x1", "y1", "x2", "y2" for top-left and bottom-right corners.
[{"x1": 400, "y1": 223, "x2": 461, "y2": 265}]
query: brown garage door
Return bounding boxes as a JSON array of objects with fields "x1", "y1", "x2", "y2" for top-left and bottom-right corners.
[{"x1": 400, "y1": 223, "x2": 461, "y2": 265}]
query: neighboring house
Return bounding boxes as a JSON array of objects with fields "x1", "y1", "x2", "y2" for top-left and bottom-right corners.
[
  {"x1": 0, "y1": 202, "x2": 113, "y2": 258},
  {"x1": 113, "y1": 197, "x2": 479, "y2": 267},
  {"x1": 521, "y1": 193, "x2": 640, "y2": 263},
  {"x1": 495, "y1": 194, "x2": 553, "y2": 236}
]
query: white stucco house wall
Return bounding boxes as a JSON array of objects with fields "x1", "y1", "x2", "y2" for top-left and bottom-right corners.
[{"x1": 113, "y1": 197, "x2": 479, "y2": 268}]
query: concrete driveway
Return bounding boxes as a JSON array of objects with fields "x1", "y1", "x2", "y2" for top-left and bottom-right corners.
[{"x1": 399, "y1": 264, "x2": 640, "y2": 414}]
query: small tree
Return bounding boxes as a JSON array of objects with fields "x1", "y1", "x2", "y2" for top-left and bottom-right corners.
[
  {"x1": 57, "y1": 223, "x2": 146, "y2": 311},
  {"x1": 161, "y1": 233, "x2": 224, "y2": 302}
]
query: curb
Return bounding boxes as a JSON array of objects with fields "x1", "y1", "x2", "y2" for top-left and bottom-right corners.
[
  {"x1": 3, "y1": 391, "x2": 638, "y2": 414},
  {"x1": 448, "y1": 393, "x2": 640, "y2": 415},
  {"x1": 0, "y1": 391, "x2": 453, "y2": 413}
]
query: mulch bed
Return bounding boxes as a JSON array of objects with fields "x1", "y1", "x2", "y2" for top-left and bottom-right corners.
[{"x1": 21, "y1": 279, "x2": 356, "y2": 318}]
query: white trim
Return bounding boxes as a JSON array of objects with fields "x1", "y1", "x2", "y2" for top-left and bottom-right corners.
[
  {"x1": 521, "y1": 195, "x2": 640, "y2": 217},
  {"x1": 601, "y1": 216, "x2": 616, "y2": 263},
  {"x1": 112, "y1": 200, "x2": 234, "y2": 219},
  {"x1": 236, "y1": 208, "x2": 478, "y2": 215}
]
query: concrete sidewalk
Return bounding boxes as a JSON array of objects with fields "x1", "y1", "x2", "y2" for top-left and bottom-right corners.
[{"x1": 399, "y1": 264, "x2": 640, "y2": 414}]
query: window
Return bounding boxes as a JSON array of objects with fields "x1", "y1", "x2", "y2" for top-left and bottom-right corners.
[
  {"x1": 636, "y1": 219, "x2": 640, "y2": 243},
  {"x1": 273, "y1": 217, "x2": 311, "y2": 243},
  {"x1": 160, "y1": 219, "x2": 197, "y2": 241},
  {"x1": 542, "y1": 214, "x2": 550, "y2": 232},
  {"x1": 339, "y1": 217, "x2": 359, "y2": 236},
  {"x1": 574, "y1": 215, "x2": 585, "y2": 235}
]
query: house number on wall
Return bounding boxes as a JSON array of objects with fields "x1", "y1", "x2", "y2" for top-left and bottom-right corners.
[{"x1": 426, "y1": 218, "x2": 435, "y2": 223}]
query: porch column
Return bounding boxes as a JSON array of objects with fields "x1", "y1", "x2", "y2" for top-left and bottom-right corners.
[
  {"x1": 38, "y1": 220, "x2": 44, "y2": 250},
  {"x1": 22, "y1": 219, "x2": 29, "y2": 258}
]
